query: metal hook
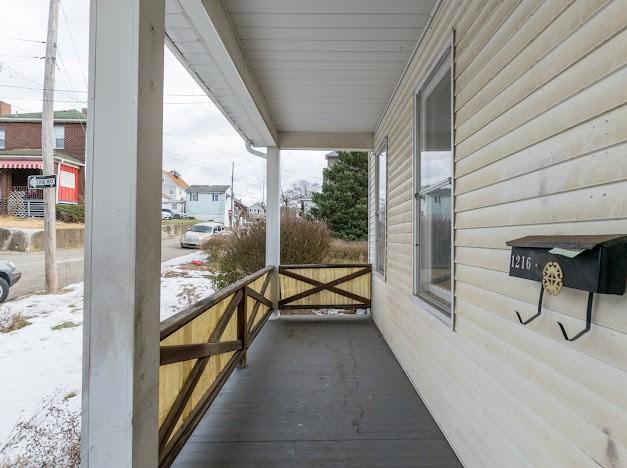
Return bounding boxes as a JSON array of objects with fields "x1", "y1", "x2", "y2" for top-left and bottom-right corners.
[
  {"x1": 557, "y1": 292, "x2": 594, "y2": 342},
  {"x1": 516, "y1": 284, "x2": 544, "y2": 325}
]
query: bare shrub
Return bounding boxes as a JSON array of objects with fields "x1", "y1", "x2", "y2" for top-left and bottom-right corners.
[
  {"x1": 205, "y1": 215, "x2": 331, "y2": 289},
  {"x1": 0, "y1": 310, "x2": 31, "y2": 333},
  {"x1": 0, "y1": 392, "x2": 80, "y2": 467},
  {"x1": 326, "y1": 239, "x2": 368, "y2": 263}
]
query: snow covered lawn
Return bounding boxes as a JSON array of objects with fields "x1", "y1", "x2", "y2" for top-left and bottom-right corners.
[{"x1": 0, "y1": 251, "x2": 213, "y2": 451}]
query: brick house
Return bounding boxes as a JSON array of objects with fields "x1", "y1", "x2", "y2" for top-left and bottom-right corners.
[{"x1": 0, "y1": 101, "x2": 85, "y2": 216}]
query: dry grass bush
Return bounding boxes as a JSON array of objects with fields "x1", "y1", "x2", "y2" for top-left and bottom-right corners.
[
  {"x1": 0, "y1": 311, "x2": 30, "y2": 333},
  {"x1": 0, "y1": 392, "x2": 81, "y2": 467},
  {"x1": 326, "y1": 239, "x2": 368, "y2": 263},
  {"x1": 205, "y1": 215, "x2": 331, "y2": 289}
]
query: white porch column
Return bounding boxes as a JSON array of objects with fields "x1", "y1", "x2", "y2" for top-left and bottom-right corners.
[
  {"x1": 265, "y1": 146, "x2": 281, "y2": 267},
  {"x1": 265, "y1": 147, "x2": 280, "y2": 309},
  {"x1": 82, "y1": 0, "x2": 164, "y2": 466}
]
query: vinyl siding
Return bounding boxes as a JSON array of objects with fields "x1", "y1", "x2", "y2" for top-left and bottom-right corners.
[{"x1": 370, "y1": 0, "x2": 627, "y2": 466}]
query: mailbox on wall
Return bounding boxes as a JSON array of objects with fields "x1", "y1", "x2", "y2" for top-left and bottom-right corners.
[{"x1": 506, "y1": 235, "x2": 627, "y2": 341}]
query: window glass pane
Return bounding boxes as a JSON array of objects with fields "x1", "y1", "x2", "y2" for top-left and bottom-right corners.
[
  {"x1": 416, "y1": 50, "x2": 452, "y2": 315},
  {"x1": 54, "y1": 125, "x2": 65, "y2": 149},
  {"x1": 418, "y1": 184, "x2": 452, "y2": 313},
  {"x1": 0, "y1": 128, "x2": 5, "y2": 149},
  {"x1": 376, "y1": 147, "x2": 386, "y2": 273},
  {"x1": 419, "y1": 62, "x2": 451, "y2": 190}
]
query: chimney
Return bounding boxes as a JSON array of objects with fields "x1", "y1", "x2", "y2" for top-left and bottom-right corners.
[
  {"x1": 82, "y1": 107, "x2": 88, "y2": 116},
  {"x1": 0, "y1": 101, "x2": 11, "y2": 116}
]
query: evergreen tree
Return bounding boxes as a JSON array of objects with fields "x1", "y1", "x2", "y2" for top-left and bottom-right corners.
[{"x1": 311, "y1": 151, "x2": 368, "y2": 240}]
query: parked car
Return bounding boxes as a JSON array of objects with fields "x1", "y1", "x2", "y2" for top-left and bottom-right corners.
[
  {"x1": 180, "y1": 222, "x2": 225, "y2": 248},
  {"x1": 0, "y1": 260, "x2": 21, "y2": 302},
  {"x1": 171, "y1": 210, "x2": 194, "y2": 219},
  {"x1": 161, "y1": 208, "x2": 173, "y2": 220}
]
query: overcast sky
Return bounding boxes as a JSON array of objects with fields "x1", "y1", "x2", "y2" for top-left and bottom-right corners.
[{"x1": 0, "y1": 0, "x2": 327, "y2": 204}]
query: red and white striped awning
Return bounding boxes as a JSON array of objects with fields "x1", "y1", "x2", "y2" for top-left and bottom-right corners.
[{"x1": 0, "y1": 159, "x2": 43, "y2": 169}]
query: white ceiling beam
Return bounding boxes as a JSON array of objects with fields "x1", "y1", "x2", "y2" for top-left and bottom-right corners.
[
  {"x1": 278, "y1": 132, "x2": 374, "y2": 151},
  {"x1": 175, "y1": 0, "x2": 278, "y2": 146}
]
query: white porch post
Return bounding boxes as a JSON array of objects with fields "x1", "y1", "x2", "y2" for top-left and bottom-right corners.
[
  {"x1": 82, "y1": 0, "x2": 164, "y2": 466},
  {"x1": 265, "y1": 146, "x2": 280, "y2": 266},
  {"x1": 266, "y1": 146, "x2": 280, "y2": 307}
]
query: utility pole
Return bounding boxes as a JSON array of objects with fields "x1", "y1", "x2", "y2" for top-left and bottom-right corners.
[
  {"x1": 230, "y1": 161, "x2": 234, "y2": 228},
  {"x1": 42, "y1": 0, "x2": 60, "y2": 292}
]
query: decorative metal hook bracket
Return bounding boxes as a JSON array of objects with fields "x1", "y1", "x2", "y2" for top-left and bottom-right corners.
[
  {"x1": 556, "y1": 292, "x2": 594, "y2": 342},
  {"x1": 515, "y1": 285, "x2": 544, "y2": 325}
]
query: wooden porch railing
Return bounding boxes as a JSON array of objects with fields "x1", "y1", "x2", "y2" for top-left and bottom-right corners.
[
  {"x1": 157, "y1": 263, "x2": 372, "y2": 467},
  {"x1": 279, "y1": 263, "x2": 372, "y2": 309},
  {"x1": 158, "y1": 266, "x2": 274, "y2": 467}
]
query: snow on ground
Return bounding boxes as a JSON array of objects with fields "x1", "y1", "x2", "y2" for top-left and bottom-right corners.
[{"x1": 0, "y1": 251, "x2": 213, "y2": 447}]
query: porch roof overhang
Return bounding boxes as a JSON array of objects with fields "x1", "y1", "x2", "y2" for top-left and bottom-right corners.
[{"x1": 165, "y1": 0, "x2": 439, "y2": 151}]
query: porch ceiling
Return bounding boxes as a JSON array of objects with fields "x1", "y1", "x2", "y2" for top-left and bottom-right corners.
[{"x1": 165, "y1": 0, "x2": 437, "y2": 150}]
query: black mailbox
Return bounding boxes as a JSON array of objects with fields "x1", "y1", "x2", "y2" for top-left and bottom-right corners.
[{"x1": 506, "y1": 235, "x2": 627, "y2": 341}]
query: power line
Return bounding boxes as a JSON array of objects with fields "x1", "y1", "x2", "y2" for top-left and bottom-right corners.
[
  {"x1": 0, "y1": 62, "x2": 85, "y2": 104},
  {"x1": 59, "y1": 3, "x2": 88, "y2": 89},
  {"x1": 164, "y1": 132, "x2": 323, "y2": 180},
  {"x1": 0, "y1": 55, "x2": 44, "y2": 59},
  {"x1": 0, "y1": 83, "x2": 86, "y2": 92},
  {"x1": 0, "y1": 37, "x2": 46, "y2": 44},
  {"x1": 0, "y1": 96, "x2": 215, "y2": 105},
  {"x1": 0, "y1": 83, "x2": 210, "y2": 98}
]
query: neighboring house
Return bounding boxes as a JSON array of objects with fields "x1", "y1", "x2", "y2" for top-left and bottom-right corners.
[
  {"x1": 248, "y1": 202, "x2": 265, "y2": 220},
  {"x1": 324, "y1": 151, "x2": 338, "y2": 168},
  {"x1": 161, "y1": 170, "x2": 189, "y2": 212},
  {"x1": 185, "y1": 185, "x2": 231, "y2": 224},
  {"x1": 323, "y1": 151, "x2": 339, "y2": 184},
  {"x1": 0, "y1": 102, "x2": 85, "y2": 216}
]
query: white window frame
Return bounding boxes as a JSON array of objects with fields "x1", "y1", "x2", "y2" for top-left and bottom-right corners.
[
  {"x1": 54, "y1": 124, "x2": 65, "y2": 149},
  {"x1": 190, "y1": 192, "x2": 198, "y2": 202},
  {"x1": 0, "y1": 128, "x2": 5, "y2": 150},
  {"x1": 212, "y1": 193, "x2": 219, "y2": 202},
  {"x1": 374, "y1": 137, "x2": 387, "y2": 277},
  {"x1": 412, "y1": 38, "x2": 455, "y2": 328}
]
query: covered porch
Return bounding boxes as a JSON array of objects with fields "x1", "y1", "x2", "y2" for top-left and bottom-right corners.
[{"x1": 83, "y1": 0, "x2": 449, "y2": 467}]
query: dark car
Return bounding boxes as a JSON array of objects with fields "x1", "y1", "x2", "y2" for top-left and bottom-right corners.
[{"x1": 0, "y1": 260, "x2": 21, "y2": 302}]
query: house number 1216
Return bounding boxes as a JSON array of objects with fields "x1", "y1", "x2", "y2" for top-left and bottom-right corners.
[{"x1": 511, "y1": 254, "x2": 532, "y2": 270}]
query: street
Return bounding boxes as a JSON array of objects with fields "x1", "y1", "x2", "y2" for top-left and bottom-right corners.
[{"x1": 2, "y1": 238, "x2": 191, "y2": 300}]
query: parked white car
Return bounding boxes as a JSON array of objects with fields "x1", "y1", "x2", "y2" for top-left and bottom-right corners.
[
  {"x1": 180, "y1": 222, "x2": 225, "y2": 248},
  {"x1": 161, "y1": 208, "x2": 173, "y2": 220}
]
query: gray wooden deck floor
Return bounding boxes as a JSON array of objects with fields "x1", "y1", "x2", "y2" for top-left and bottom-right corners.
[{"x1": 173, "y1": 315, "x2": 461, "y2": 467}]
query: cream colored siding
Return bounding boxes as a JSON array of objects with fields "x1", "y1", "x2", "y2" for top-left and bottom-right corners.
[{"x1": 371, "y1": 0, "x2": 627, "y2": 466}]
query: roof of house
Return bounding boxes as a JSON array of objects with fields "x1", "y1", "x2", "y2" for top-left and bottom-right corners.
[
  {"x1": 186, "y1": 184, "x2": 230, "y2": 194},
  {"x1": 162, "y1": 170, "x2": 189, "y2": 189},
  {"x1": 0, "y1": 149, "x2": 84, "y2": 166},
  {"x1": 0, "y1": 109, "x2": 87, "y2": 123}
]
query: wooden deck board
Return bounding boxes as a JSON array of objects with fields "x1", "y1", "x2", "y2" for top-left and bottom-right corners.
[{"x1": 173, "y1": 315, "x2": 461, "y2": 467}]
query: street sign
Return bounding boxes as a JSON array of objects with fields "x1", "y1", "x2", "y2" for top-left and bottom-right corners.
[{"x1": 28, "y1": 174, "x2": 57, "y2": 189}]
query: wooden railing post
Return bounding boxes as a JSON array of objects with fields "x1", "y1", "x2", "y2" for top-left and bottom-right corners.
[{"x1": 237, "y1": 286, "x2": 248, "y2": 368}]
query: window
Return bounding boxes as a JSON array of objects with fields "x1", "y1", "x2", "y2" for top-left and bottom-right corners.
[
  {"x1": 60, "y1": 170, "x2": 76, "y2": 189},
  {"x1": 212, "y1": 193, "x2": 219, "y2": 202},
  {"x1": 190, "y1": 192, "x2": 198, "y2": 201},
  {"x1": 414, "y1": 48, "x2": 453, "y2": 318},
  {"x1": 375, "y1": 140, "x2": 387, "y2": 274},
  {"x1": 54, "y1": 125, "x2": 65, "y2": 149},
  {"x1": 0, "y1": 128, "x2": 5, "y2": 149}
]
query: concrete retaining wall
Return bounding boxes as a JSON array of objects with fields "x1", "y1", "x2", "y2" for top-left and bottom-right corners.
[
  {"x1": 0, "y1": 227, "x2": 85, "y2": 252},
  {"x1": 161, "y1": 221, "x2": 195, "y2": 239},
  {"x1": 0, "y1": 222, "x2": 194, "y2": 252}
]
